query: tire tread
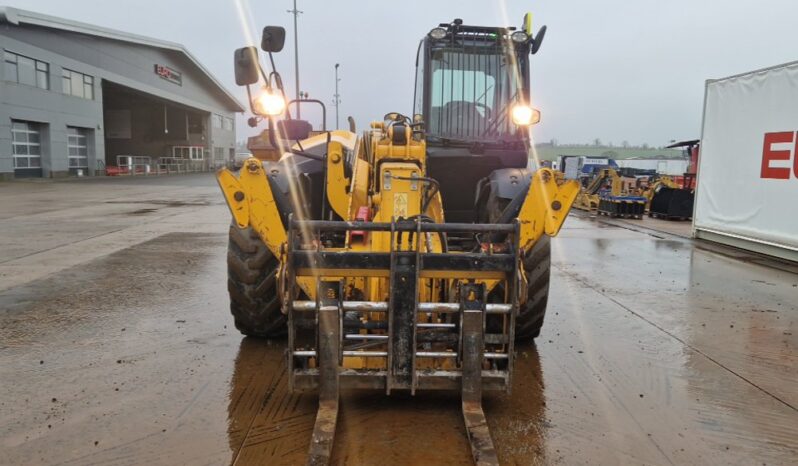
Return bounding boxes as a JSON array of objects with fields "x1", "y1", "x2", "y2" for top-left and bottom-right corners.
[{"x1": 226, "y1": 225, "x2": 285, "y2": 338}]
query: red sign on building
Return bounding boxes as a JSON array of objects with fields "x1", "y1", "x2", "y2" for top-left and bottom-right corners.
[{"x1": 154, "y1": 64, "x2": 182, "y2": 86}]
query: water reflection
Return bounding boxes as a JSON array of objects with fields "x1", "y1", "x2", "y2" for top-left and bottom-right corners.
[
  {"x1": 487, "y1": 341, "x2": 548, "y2": 464},
  {"x1": 592, "y1": 238, "x2": 611, "y2": 252},
  {"x1": 226, "y1": 337, "x2": 547, "y2": 464},
  {"x1": 227, "y1": 336, "x2": 316, "y2": 465},
  {"x1": 682, "y1": 248, "x2": 798, "y2": 464}
]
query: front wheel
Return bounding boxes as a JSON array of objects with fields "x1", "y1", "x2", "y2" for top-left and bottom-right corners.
[
  {"x1": 226, "y1": 225, "x2": 286, "y2": 338},
  {"x1": 517, "y1": 235, "x2": 551, "y2": 340},
  {"x1": 484, "y1": 189, "x2": 552, "y2": 341}
]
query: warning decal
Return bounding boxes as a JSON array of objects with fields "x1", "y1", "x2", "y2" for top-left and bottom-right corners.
[{"x1": 393, "y1": 193, "x2": 408, "y2": 218}]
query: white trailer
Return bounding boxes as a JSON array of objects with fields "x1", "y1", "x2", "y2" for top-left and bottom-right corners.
[
  {"x1": 694, "y1": 61, "x2": 798, "y2": 262},
  {"x1": 616, "y1": 158, "x2": 688, "y2": 175}
]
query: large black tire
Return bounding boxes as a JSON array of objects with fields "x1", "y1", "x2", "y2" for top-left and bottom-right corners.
[
  {"x1": 517, "y1": 235, "x2": 551, "y2": 340},
  {"x1": 485, "y1": 192, "x2": 552, "y2": 341},
  {"x1": 227, "y1": 225, "x2": 286, "y2": 338}
]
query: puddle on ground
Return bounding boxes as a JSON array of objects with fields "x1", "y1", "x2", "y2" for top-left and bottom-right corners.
[{"x1": 1, "y1": 225, "x2": 796, "y2": 465}]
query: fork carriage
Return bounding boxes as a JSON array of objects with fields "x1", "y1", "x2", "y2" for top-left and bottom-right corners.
[
  {"x1": 284, "y1": 218, "x2": 524, "y2": 392},
  {"x1": 283, "y1": 218, "x2": 524, "y2": 464}
]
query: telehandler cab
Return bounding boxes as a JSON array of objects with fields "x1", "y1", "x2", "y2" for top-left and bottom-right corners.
[{"x1": 218, "y1": 15, "x2": 578, "y2": 465}]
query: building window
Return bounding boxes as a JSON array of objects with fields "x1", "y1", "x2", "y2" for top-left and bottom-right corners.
[
  {"x1": 212, "y1": 114, "x2": 223, "y2": 129},
  {"x1": 4, "y1": 51, "x2": 49, "y2": 90},
  {"x1": 223, "y1": 117, "x2": 234, "y2": 131},
  {"x1": 11, "y1": 121, "x2": 42, "y2": 169},
  {"x1": 173, "y1": 146, "x2": 204, "y2": 160},
  {"x1": 62, "y1": 69, "x2": 94, "y2": 99},
  {"x1": 188, "y1": 113, "x2": 205, "y2": 134},
  {"x1": 67, "y1": 127, "x2": 89, "y2": 168},
  {"x1": 36, "y1": 61, "x2": 49, "y2": 89}
]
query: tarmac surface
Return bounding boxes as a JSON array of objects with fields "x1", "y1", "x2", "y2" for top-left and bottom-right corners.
[{"x1": 1, "y1": 173, "x2": 796, "y2": 465}]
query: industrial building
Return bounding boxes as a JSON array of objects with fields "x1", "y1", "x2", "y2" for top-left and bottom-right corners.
[{"x1": 0, "y1": 7, "x2": 243, "y2": 179}]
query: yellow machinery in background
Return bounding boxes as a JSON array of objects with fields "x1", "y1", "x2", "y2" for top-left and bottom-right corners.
[
  {"x1": 575, "y1": 167, "x2": 647, "y2": 219},
  {"x1": 574, "y1": 167, "x2": 623, "y2": 211},
  {"x1": 642, "y1": 175, "x2": 679, "y2": 210},
  {"x1": 644, "y1": 174, "x2": 695, "y2": 220},
  {"x1": 218, "y1": 16, "x2": 578, "y2": 465}
]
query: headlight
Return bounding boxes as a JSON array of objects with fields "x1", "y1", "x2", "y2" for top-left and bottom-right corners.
[
  {"x1": 511, "y1": 104, "x2": 540, "y2": 126},
  {"x1": 254, "y1": 89, "x2": 286, "y2": 116},
  {"x1": 510, "y1": 31, "x2": 529, "y2": 43},
  {"x1": 429, "y1": 27, "x2": 447, "y2": 40}
]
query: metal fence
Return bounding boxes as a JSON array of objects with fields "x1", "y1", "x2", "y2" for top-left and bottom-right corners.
[{"x1": 103, "y1": 155, "x2": 217, "y2": 176}]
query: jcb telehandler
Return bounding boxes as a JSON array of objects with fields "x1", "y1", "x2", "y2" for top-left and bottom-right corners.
[{"x1": 218, "y1": 15, "x2": 578, "y2": 465}]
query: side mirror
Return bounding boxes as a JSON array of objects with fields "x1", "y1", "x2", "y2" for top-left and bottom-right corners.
[
  {"x1": 261, "y1": 26, "x2": 286, "y2": 53},
  {"x1": 531, "y1": 25, "x2": 547, "y2": 55},
  {"x1": 510, "y1": 105, "x2": 541, "y2": 126},
  {"x1": 234, "y1": 47, "x2": 260, "y2": 85},
  {"x1": 277, "y1": 119, "x2": 312, "y2": 141},
  {"x1": 530, "y1": 109, "x2": 541, "y2": 125}
]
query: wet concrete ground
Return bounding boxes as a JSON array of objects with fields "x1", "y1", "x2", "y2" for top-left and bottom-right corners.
[{"x1": 1, "y1": 174, "x2": 796, "y2": 465}]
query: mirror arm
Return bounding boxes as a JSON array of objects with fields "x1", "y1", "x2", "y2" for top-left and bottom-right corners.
[
  {"x1": 267, "y1": 117, "x2": 278, "y2": 151},
  {"x1": 245, "y1": 56, "x2": 292, "y2": 121},
  {"x1": 266, "y1": 51, "x2": 278, "y2": 78},
  {"x1": 257, "y1": 62, "x2": 269, "y2": 86},
  {"x1": 264, "y1": 50, "x2": 292, "y2": 120},
  {"x1": 245, "y1": 84, "x2": 257, "y2": 115}
]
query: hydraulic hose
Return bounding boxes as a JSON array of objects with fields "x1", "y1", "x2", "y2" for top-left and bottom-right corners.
[{"x1": 390, "y1": 175, "x2": 441, "y2": 214}]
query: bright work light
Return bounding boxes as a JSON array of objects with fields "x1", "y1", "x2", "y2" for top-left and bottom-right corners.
[
  {"x1": 510, "y1": 31, "x2": 529, "y2": 43},
  {"x1": 511, "y1": 104, "x2": 540, "y2": 126},
  {"x1": 254, "y1": 89, "x2": 286, "y2": 116},
  {"x1": 429, "y1": 27, "x2": 447, "y2": 39}
]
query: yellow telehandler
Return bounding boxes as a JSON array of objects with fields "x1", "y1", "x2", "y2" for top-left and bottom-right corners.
[{"x1": 217, "y1": 16, "x2": 578, "y2": 465}]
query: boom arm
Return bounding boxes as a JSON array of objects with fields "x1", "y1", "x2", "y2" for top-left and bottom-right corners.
[
  {"x1": 585, "y1": 168, "x2": 622, "y2": 196},
  {"x1": 517, "y1": 168, "x2": 579, "y2": 251}
]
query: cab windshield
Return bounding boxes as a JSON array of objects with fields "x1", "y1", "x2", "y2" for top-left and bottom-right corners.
[{"x1": 425, "y1": 45, "x2": 525, "y2": 142}]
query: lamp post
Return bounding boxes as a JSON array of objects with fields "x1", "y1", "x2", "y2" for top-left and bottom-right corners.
[
  {"x1": 333, "y1": 63, "x2": 341, "y2": 130},
  {"x1": 287, "y1": 0, "x2": 302, "y2": 118}
]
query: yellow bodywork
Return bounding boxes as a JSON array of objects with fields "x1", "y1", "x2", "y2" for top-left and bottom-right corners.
[
  {"x1": 218, "y1": 127, "x2": 577, "y2": 300},
  {"x1": 518, "y1": 168, "x2": 578, "y2": 250},
  {"x1": 218, "y1": 125, "x2": 577, "y2": 369},
  {"x1": 218, "y1": 159, "x2": 286, "y2": 251}
]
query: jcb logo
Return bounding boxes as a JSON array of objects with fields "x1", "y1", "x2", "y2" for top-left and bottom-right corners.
[{"x1": 761, "y1": 131, "x2": 798, "y2": 179}]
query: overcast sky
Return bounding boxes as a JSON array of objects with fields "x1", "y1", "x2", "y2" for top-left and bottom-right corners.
[{"x1": 6, "y1": 0, "x2": 798, "y2": 146}]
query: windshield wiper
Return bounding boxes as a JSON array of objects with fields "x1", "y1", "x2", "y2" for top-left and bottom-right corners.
[
  {"x1": 481, "y1": 89, "x2": 518, "y2": 137},
  {"x1": 474, "y1": 84, "x2": 494, "y2": 108}
]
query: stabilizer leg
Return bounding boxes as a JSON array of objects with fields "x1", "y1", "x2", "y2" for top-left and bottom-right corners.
[{"x1": 461, "y1": 284, "x2": 500, "y2": 466}]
